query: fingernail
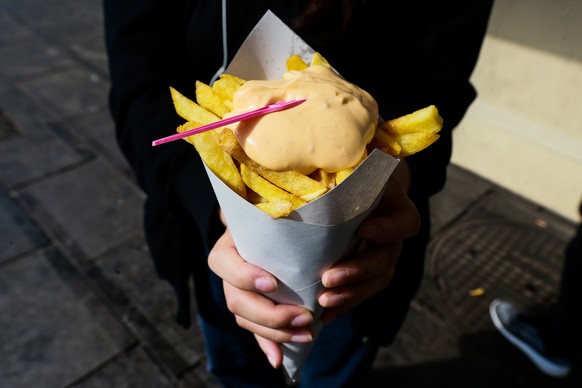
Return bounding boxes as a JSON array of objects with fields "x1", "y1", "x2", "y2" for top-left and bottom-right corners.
[
  {"x1": 291, "y1": 312, "x2": 312, "y2": 327},
  {"x1": 319, "y1": 292, "x2": 344, "y2": 307},
  {"x1": 290, "y1": 332, "x2": 313, "y2": 343},
  {"x1": 267, "y1": 352, "x2": 279, "y2": 368},
  {"x1": 322, "y1": 269, "x2": 346, "y2": 287},
  {"x1": 254, "y1": 277, "x2": 276, "y2": 292}
]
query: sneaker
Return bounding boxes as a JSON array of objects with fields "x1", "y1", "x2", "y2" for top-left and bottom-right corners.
[{"x1": 489, "y1": 299, "x2": 571, "y2": 378}]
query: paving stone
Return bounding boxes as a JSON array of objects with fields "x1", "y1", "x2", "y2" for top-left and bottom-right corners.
[
  {"x1": 0, "y1": 247, "x2": 134, "y2": 388},
  {"x1": 18, "y1": 159, "x2": 145, "y2": 263},
  {"x1": 0, "y1": 85, "x2": 90, "y2": 187},
  {"x1": 0, "y1": 104, "x2": 17, "y2": 142},
  {"x1": 0, "y1": 186, "x2": 46, "y2": 263},
  {"x1": 0, "y1": 27, "x2": 74, "y2": 79},
  {"x1": 0, "y1": 80, "x2": 61, "y2": 138},
  {"x1": 69, "y1": 346, "x2": 175, "y2": 388},
  {"x1": 58, "y1": 108, "x2": 133, "y2": 178},
  {"x1": 0, "y1": 85, "x2": 92, "y2": 189},
  {"x1": 180, "y1": 365, "x2": 222, "y2": 388},
  {"x1": 370, "y1": 336, "x2": 532, "y2": 388},
  {"x1": 0, "y1": 134, "x2": 89, "y2": 188},
  {"x1": 430, "y1": 164, "x2": 493, "y2": 234},
  {"x1": 373, "y1": 306, "x2": 460, "y2": 369},
  {"x1": 87, "y1": 238, "x2": 207, "y2": 377},
  {"x1": 19, "y1": 66, "x2": 109, "y2": 120},
  {"x1": 69, "y1": 33, "x2": 110, "y2": 78},
  {"x1": 0, "y1": 0, "x2": 104, "y2": 48},
  {"x1": 370, "y1": 301, "x2": 545, "y2": 388},
  {"x1": 0, "y1": 11, "x2": 34, "y2": 46},
  {"x1": 462, "y1": 188, "x2": 577, "y2": 236},
  {"x1": 0, "y1": 77, "x2": 11, "y2": 94}
]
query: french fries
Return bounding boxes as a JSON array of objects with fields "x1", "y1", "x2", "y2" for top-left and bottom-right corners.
[
  {"x1": 310, "y1": 52, "x2": 331, "y2": 68},
  {"x1": 286, "y1": 54, "x2": 309, "y2": 71},
  {"x1": 217, "y1": 129, "x2": 328, "y2": 202},
  {"x1": 176, "y1": 122, "x2": 247, "y2": 199},
  {"x1": 374, "y1": 105, "x2": 442, "y2": 157},
  {"x1": 210, "y1": 74, "x2": 244, "y2": 110},
  {"x1": 168, "y1": 52, "x2": 443, "y2": 218},
  {"x1": 169, "y1": 86, "x2": 220, "y2": 124},
  {"x1": 240, "y1": 164, "x2": 306, "y2": 211},
  {"x1": 195, "y1": 81, "x2": 230, "y2": 118}
]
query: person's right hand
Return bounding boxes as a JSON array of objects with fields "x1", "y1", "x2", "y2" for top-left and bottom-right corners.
[{"x1": 208, "y1": 227, "x2": 315, "y2": 368}]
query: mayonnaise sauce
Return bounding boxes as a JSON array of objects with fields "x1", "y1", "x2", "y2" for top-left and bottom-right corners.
[{"x1": 225, "y1": 65, "x2": 378, "y2": 175}]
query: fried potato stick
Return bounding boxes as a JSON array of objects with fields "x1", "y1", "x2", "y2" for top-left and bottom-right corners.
[{"x1": 217, "y1": 129, "x2": 328, "y2": 201}]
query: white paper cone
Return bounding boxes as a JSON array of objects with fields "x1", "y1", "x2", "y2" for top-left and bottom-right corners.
[
  {"x1": 281, "y1": 318, "x2": 323, "y2": 382},
  {"x1": 206, "y1": 149, "x2": 397, "y2": 309},
  {"x1": 203, "y1": 10, "x2": 400, "y2": 381}
]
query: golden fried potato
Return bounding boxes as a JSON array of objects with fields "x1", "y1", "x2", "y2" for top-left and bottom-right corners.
[
  {"x1": 255, "y1": 201, "x2": 294, "y2": 219},
  {"x1": 217, "y1": 129, "x2": 328, "y2": 201},
  {"x1": 169, "y1": 53, "x2": 443, "y2": 218},
  {"x1": 246, "y1": 188, "x2": 268, "y2": 204},
  {"x1": 369, "y1": 129, "x2": 402, "y2": 157},
  {"x1": 375, "y1": 105, "x2": 443, "y2": 157},
  {"x1": 310, "y1": 52, "x2": 331, "y2": 68},
  {"x1": 169, "y1": 87, "x2": 219, "y2": 124},
  {"x1": 240, "y1": 164, "x2": 306, "y2": 213},
  {"x1": 310, "y1": 169, "x2": 336, "y2": 190},
  {"x1": 218, "y1": 73, "x2": 246, "y2": 85},
  {"x1": 392, "y1": 132, "x2": 441, "y2": 157},
  {"x1": 286, "y1": 54, "x2": 309, "y2": 71},
  {"x1": 335, "y1": 149, "x2": 367, "y2": 185},
  {"x1": 211, "y1": 76, "x2": 245, "y2": 111},
  {"x1": 385, "y1": 105, "x2": 443, "y2": 135},
  {"x1": 335, "y1": 169, "x2": 351, "y2": 185},
  {"x1": 195, "y1": 81, "x2": 229, "y2": 119},
  {"x1": 177, "y1": 121, "x2": 246, "y2": 199}
]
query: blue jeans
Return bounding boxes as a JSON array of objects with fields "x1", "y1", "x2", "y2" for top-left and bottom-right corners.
[{"x1": 197, "y1": 270, "x2": 380, "y2": 387}]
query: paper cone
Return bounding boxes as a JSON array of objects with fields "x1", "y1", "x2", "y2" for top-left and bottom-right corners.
[{"x1": 204, "y1": 10, "x2": 400, "y2": 382}]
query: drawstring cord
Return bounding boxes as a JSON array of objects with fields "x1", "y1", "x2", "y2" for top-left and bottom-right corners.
[{"x1": 210, "y1": 0, "x2": 228, "y2": 85}]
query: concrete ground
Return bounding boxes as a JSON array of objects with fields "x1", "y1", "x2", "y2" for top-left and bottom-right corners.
[
  {"x1": 452, "y1": 0, "x2": 582, "y2": 223},
  {"x1": 0, "y1": 1, "x2": 580, "y2": 387}
]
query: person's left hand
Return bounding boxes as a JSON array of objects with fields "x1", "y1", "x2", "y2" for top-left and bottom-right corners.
[
  {"x1": 208, "y1": 227, "x2": 314, "y2": 369},
  {"x1": 318, "y1": 160, "x2": 420, "y2": 323}
]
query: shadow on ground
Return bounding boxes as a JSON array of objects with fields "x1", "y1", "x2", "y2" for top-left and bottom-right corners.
[{"x1": 368, "y1": 330, "x2": 581, "y2": 388}]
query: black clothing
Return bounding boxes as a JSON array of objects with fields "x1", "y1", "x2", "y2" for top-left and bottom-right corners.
[
  {"x1": 103, "y1": 0, "x2": 493, "y2": 343},
  {"x1": 549, "y1": 204, "x2": 582, "y2": 360}
]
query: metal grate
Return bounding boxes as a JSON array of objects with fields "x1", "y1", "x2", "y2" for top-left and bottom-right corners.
[{"x1": 427, "y1": 219, "x2": 568, "y2": 333}]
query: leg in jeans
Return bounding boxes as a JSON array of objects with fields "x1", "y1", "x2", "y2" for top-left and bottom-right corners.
[
  {"x1": 197, "y1": 267, "x2": 380, "y2": 387},
  {"x1": 298, "y1": 311, "x2": 380, "y2": 388}
]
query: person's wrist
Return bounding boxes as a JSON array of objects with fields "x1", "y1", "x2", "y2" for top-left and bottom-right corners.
[{"x1": 392, "y1": 158, "x2": 412, "y2": 193}]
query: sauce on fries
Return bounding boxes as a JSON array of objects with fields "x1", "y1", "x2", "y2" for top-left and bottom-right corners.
[
  {"x1": 226, "y1": 65, "x2": 378, "y2": 175},
  {"x1": 168, "y1": 52, "x2": 443, "y2": 218}
]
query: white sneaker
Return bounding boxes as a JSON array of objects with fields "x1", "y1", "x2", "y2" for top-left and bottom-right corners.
[{"x1": 489, "y1": 299, "x2": 571, "y2": 378}]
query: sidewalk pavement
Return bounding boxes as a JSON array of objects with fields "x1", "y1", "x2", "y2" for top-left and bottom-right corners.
[{"x1": 0, "y1": 1, "x2": 579, "y2": 387}]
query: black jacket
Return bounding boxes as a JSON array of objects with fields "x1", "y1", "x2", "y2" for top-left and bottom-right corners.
[{"x1": 103, "y1": 0, "x2": 493, "y2": 331}]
